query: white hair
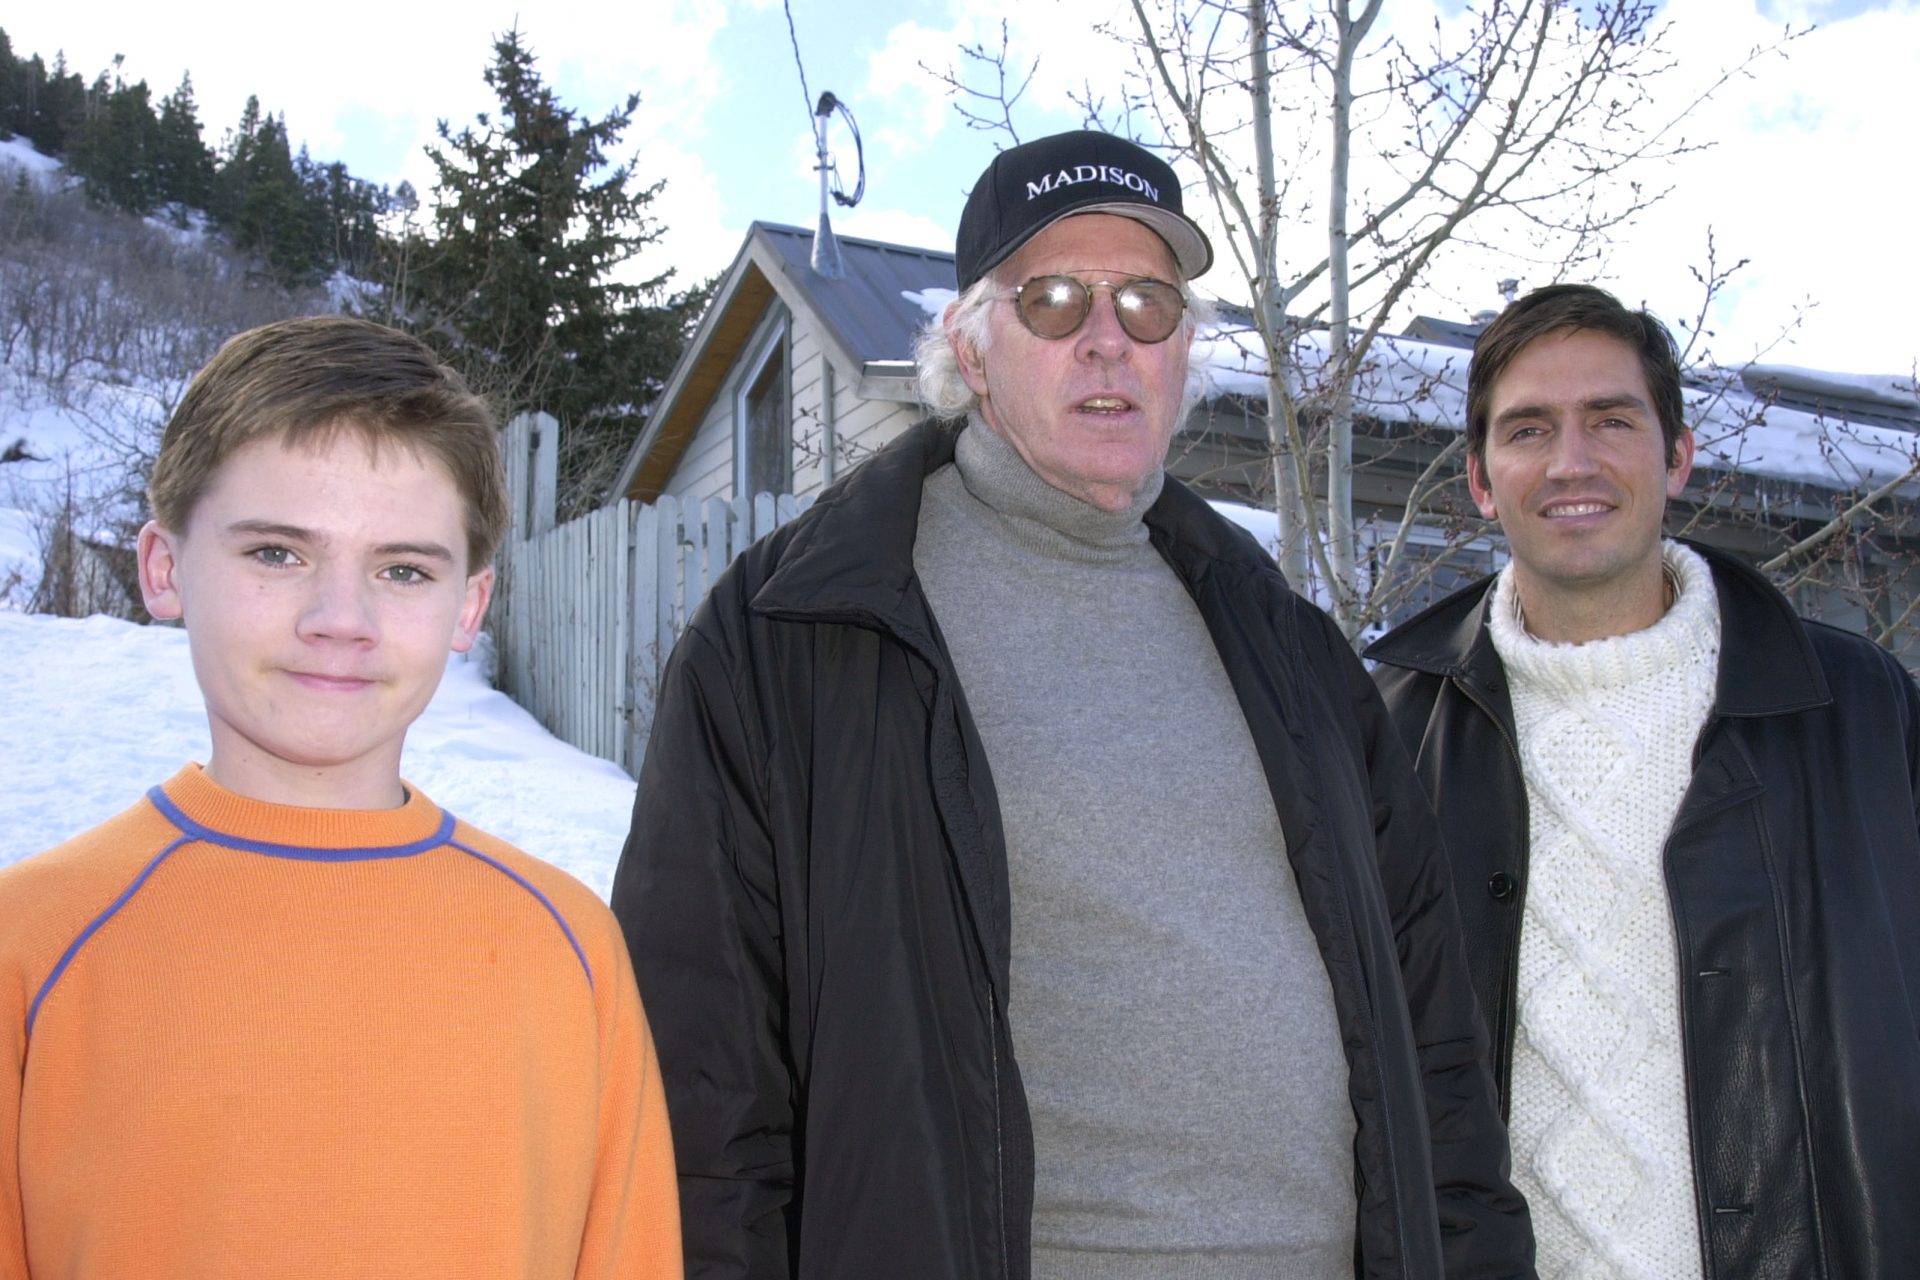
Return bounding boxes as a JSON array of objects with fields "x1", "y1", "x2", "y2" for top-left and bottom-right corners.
[{"x1": 913, "y1": 270, "x2": 1216, "y2": 421}]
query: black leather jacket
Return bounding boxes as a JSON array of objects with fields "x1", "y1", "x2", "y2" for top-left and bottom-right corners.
[
  {"x1": 1368, "y1": 542, "x2": 1920, "y2": 1278},
  {"x1": 612, "y1": 421, "x2": 1533, "y2": 1280}
]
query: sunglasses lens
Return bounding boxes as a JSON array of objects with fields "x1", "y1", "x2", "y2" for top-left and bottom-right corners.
[
  {"x1": 1015, "y1": 276, "x2": 1091, "y2": 339},
  {"x1": 1011, "y1": 276, "x2": 1187, "y2": 343},
  {"x1": 1114, "y1": 280, "x2": 1185, "y2": 343}
]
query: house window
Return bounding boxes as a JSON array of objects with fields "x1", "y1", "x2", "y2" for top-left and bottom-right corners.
[{"x1": 736, "y1": 321, "x2": 791, "y2": 497}]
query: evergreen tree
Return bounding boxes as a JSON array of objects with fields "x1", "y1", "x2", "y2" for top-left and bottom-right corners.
[
  {"x1": 387, "y1": 26, "x2": 704, "y2": 512},
  {"x1": 70, "y1": 61, "x2": 165, "y2": 214},
  {"x1": 26, "y1": 52, "x2": 86, "y2": 156},
  {"x1": 0, "y1": 30, "x2": 18, "y2": 141},
  {"x1": 212, "y1": 97, "x2": 323, "y2": 283},
  {"x1": 155, "y1": 73, "x2": 214, "y2": 214}
]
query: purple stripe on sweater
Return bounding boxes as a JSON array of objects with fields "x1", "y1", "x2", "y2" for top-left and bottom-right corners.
[
  {"x1": 27, "y1": 835, "x2": 190, "y2": 1039},
  {"x1": 144, "y1": 786, "x2": 456, "y2": 861},
  {"x1": 24, "y1": 796, "x2": 593, "y2": 1045},
  {"x1": 451, "y1": 839, "x2": 595, "y2": 990}
]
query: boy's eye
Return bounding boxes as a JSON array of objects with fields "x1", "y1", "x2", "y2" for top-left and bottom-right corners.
[
  {"x1": 249, "y1": 545, "x2": 299, "y2": 568},
  {"x1": 381, "y1": 564, "x2": 433, "y2": 585}
]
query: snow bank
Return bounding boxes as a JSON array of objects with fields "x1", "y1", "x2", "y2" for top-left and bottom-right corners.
[{"x1": 0, "y1": 612, "x2": 638, "y2": 898}]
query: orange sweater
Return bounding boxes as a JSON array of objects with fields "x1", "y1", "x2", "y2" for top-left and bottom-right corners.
[{"x1": 0, "y1": 765, "x2": 680, "y2": 1279}]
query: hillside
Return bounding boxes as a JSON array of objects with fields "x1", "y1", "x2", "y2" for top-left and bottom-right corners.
[{"x1": 0, "y1": 135, "x2": 335, "y2": 610}]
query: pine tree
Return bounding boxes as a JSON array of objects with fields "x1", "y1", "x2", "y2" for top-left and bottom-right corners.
[
  {"x1": 212, "y1": 97, "x2": 324, "y2": 284},
  {"x1": 155, "y1": 73, "x2": 214, "y2": 215},
  {"x1": 70, "y1": 61, "x2": 165, "y2": 214},
  {"x1": 386, "y1": 26, "x2": 704, "y2": 512},
  {"x1": 26, "y1": 52, "x2": 86, "y2": 156},
  {"x1": 0, "y1": 29, "x2": 18, "y2": 141}
]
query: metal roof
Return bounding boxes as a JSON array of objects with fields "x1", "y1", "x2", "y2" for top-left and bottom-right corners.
[{"x1": 751, "y1": 221, "x2": 957, "y2": 365}]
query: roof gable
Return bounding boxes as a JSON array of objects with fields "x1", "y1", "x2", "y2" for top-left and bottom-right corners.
[{"x1": 610, "y1": 222, "x2": 956, "y2": 503}]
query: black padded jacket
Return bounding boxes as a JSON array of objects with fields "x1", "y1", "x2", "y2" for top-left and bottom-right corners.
[{"x1": 612, "y1": 420, "x2": 1534, "y2": 1280}]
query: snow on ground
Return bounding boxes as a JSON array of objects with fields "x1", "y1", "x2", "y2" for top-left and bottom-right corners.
[
  {"x1": 0, "y1": 611, "x2": 639, "y2": 898},
  {"x1": 0, "y1": 135, "x2": 64, "y2": 188},
  {"x1": 0, "y1": 364, "x2": 149, "y2": 608}
]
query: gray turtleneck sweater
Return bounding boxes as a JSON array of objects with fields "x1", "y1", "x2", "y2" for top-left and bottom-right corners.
[{"x1": 913, "y1": 421, "x2": 1355, "y2": 1279}]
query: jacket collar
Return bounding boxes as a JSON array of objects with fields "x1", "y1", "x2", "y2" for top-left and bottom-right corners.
[
  {"x1": 749, "y1": 419, "x2": 958, "y2": 632},
  {"x1": 750, "y1": 418, "x2": 1279, "y2": 624},
  {"x1": 1364, "y1": 539, "x2": 1831, "y2": 718}
]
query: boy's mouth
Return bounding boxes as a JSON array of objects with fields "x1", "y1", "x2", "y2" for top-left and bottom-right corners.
[{"x1": 287, "y1": 672, "x2": 377, "y2": 692}]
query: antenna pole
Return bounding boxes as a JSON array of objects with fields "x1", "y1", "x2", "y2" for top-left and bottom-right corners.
[{"x1": 811, "y1": 94, "x2": 845, "y2": 279}]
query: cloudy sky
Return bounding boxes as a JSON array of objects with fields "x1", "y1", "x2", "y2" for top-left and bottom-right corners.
[{"x1": 8, "y1": 0, "x2": 1914, "y2": 375}]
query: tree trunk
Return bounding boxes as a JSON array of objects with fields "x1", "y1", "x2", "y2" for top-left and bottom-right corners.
[{"x1": 1250, "y1": 0, "x2": 1311, "y2": 586}]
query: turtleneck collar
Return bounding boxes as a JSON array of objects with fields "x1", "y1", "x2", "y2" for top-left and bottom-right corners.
[
  {"x1": 953, "y1": 416, "x2": 1161, "y2": 562},
  {"x1": 1489, "y1": 540, "x2": 1721, "y2": 697}
]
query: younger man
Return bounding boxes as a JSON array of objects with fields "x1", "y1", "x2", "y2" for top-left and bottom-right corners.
[
  {"x1": 1369, "y1": 284, "x2": 1920, "y2": 1277},
  {"x1": 0, "y1": 316, "x2": 681, "y2": 1278}
]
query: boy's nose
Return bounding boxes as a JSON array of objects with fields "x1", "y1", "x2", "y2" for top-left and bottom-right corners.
[{"x1": 298, "y1": 574, "x2": 379, "y2": 644}]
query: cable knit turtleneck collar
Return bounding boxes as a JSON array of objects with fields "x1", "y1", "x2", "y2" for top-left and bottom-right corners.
[
  {"x1": 1489, "y1": 541, "x2": 1721, "y2": 698},
  {"x1": 952, "y1": 415, "x2": 1161, "y2": 563}
]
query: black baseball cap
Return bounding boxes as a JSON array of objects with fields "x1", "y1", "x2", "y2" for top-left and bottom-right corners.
[{"x1": 955, "y1": 130, "x2": 1213, "y2": 290}]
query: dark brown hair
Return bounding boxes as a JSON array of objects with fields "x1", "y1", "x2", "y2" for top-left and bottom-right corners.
[
  {"x1": 1466, "y1": 283, "x2": 1687, "y2": 467},
  {"x1": 150, "y1": 316, "x2": 509, "y2": 569}
]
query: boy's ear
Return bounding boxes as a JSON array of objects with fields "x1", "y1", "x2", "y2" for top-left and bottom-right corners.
[
  {"x1": 450, "y1": 564, "x2": 495, "y2": 654},
  {"x1": 137, "y1": 520, "x2": 185, "y2": 621}
]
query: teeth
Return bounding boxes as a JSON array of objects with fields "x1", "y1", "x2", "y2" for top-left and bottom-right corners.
[
  {"x1": 1081, "y1": 398, "x2": 1128, "y2": 410},
  {"x1": 1547, "y1": 502, "x2": 1608, "y2": 516}
]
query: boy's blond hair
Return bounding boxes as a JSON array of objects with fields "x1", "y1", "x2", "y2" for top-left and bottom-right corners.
[{"x1": 150, "y1": 316, "x2": 510, "y2": 570}]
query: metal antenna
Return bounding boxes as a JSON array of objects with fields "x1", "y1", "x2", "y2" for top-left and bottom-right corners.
[
  {"x1": 812, "y1": 93, "x2": 845, "y2": 279},
  {"x1": 810, "y1": 92, "x2": 865, "y2": 280},
  {"x1": 783, "y1": 0, "x2": 863, "y2": 279}
]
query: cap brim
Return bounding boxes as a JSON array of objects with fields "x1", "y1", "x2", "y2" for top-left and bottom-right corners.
[{"x1": 1070, "y1": 201, "x2": 1213, "y2": 281}]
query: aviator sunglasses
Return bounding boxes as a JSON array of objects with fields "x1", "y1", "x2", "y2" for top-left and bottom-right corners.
[{"x1": 1005, "y1": 274, "x2": 1188, "y2": 344}]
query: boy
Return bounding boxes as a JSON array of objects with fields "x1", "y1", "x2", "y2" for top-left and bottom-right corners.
[{"x1": 0, "y1": 316, "x2": 681, "y2": 1278}]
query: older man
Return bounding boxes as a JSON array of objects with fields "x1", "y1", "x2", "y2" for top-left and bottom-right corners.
[
  {"x1": 1369, "y1": 284, "x2": 1920, "y2": 1278},
  {"x1": 612, "y1": 130, "x2": 1530, "y2": 1280}
]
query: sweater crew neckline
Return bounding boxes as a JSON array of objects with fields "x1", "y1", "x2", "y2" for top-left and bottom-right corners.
[{"x1": 150, "y1": 764, "x2": 453, "y2": 860}]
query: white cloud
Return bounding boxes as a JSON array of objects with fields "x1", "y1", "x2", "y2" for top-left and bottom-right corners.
[
  {"x1": 831, "y1": 207, "x2": 953, "y2": 251},
  {"x1": 1610, "y1": 0, "x2": 1920, "y2": 372},
  {"x1": 864, "y1": 0, "x2": 1143, "y2": 158}
]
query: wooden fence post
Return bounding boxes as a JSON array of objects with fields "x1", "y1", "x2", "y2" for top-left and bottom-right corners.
[{"x1": 529, "y1": 410, "x2": 559, "y2": 536}]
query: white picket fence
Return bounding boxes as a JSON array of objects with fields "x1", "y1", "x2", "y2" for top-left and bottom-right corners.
[{"x1": 493, "y1": 412, "x2": 809, "y2": 773}]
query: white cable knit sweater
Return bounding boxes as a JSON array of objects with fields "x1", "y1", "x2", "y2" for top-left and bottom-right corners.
[{"x1": 1489, "y1": 542, "x2": 1720, "y2": 1280}]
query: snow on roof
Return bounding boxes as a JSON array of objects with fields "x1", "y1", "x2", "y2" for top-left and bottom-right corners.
[{"x1": 1190, "y1": 321, "x2": 1920, "y2": 494}]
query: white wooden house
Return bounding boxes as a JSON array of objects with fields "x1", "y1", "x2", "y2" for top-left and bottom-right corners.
[{"x1": 608, "y1": 222, "x2": 942, "y2": 509}]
